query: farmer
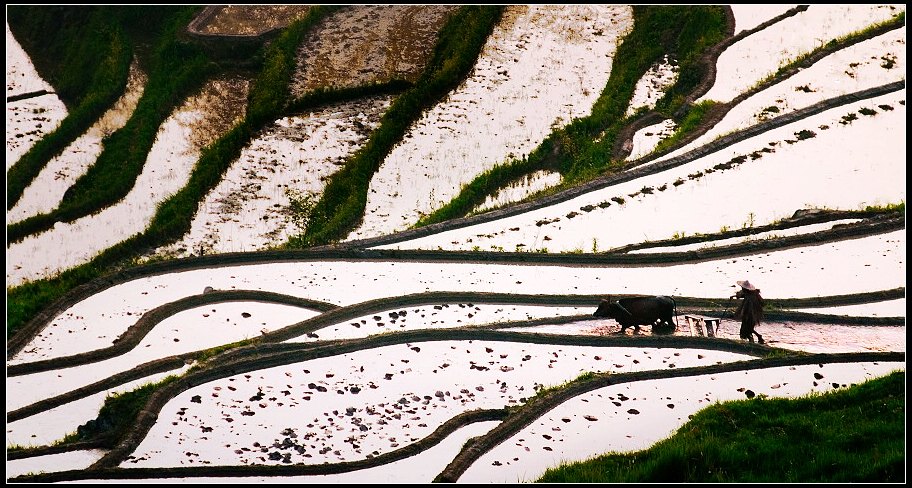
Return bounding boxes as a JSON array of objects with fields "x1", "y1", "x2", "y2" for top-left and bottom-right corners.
[{"x1": 730, "y1": 279, "x2": 765, "y2": 344}]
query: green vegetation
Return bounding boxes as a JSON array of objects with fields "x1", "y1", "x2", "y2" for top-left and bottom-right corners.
[
  {"x1": 760, "y1": 11, "x2": 905, "y2": 87},
  {"x1": 285, "y1": 78, "x2": 412, "y2": 114},
  {"x1": 244, "y1": 6, "x2": 344, "y2": 127},
  {"x1": 7, "y1": 6, "x2": 210, "y2": 243},
  {"x1": 142, "y1": 6, "x2": 339, "y2": 248},
  {"x1": 861, "y1": 201, "x2": 905, "y2": 214},
  {"x1": 742, "y1": 212, "x2": 756, "y2": 229},
  {"x1": 537, "y1": 371, "x2": 904, "y2": 483},
  {"x1": 285, "y1": 188, "x2": 318, "y2": 234},
  {"x1": 53, "y1": 431, "x2": 82, "y2": 447},
  {"x1": 73, "y1": 376, "x2": 180, "y2": 447},
  {"x1": 420, "y1": 8, "x2": 907, "y2": 227},
  {"x1": 504, "y1": 371, "x2": 598, "y2": 415},
  {"x1": 292, "y1": 5, "x2": 505, "y2": 247},
  {"x1": 6, "y1": 6, "x2": 136, "y2": 209},
  {"x1": 5, "y1": 8, "x2": 906, "y2": 484},
  {"x1": 415, "y1": 5, "x2": 728, "y2": 227},
  {"x1": 651, "y1": 100, "x2": 717, "y2": 154},
  {"x1": 188, "y1": 338, "x2": 258, "y2": 370},
  {"x1": 6, "y1": 6, "x2": 340, "y2": 338}
]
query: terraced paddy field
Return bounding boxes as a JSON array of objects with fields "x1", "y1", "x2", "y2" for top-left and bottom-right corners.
[{"x1": 6, "y1": 5, "x2": 905, "y2": 483}]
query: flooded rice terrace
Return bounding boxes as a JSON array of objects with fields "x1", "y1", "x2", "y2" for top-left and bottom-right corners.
[{"x1": 5, "y1": 4, "x2": 906, "y2": 484}]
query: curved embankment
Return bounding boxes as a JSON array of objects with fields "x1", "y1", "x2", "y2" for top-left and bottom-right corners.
[
  {"x1": 603, "y1": 210, "x2": 893, "y2": 253},
  {"x1": 11, "y1": 410, "x2": 506, "y2": 480},
  {"x1": 8, "y1": 213, "x2": 903, "y2": 359},
  {"x1": 609, "y1": 5, "x2": 808, "y2": 160},
  {"x1": 612, "y1": 5, "x2": 905, "y2": 164},
  {"x1": 334, "y1": 10, "x2": 907, "y2": 250},
  {"x1": 14, "y1": 331, "x2": 795, "y2": 471},
  {"x1": 325, "y1": 79, "x2": 905, "y2": 251},
  {"x1": 332, "y1": 5, "x2": 900, "y2": 249},
  {"x1": 7, "y1": 290, "x2": 338, "y2": 376},
  {"x1": 431, "y1": 350, "x2": 905, "y2": 483},
  {"x1": 9, "y1": 348, "x2": 903, "y2": 482},
  {"x1": 625, "y1": 18, "x2": 907, "y2": 166},
  {"x1": 9, "y1": 285, "x2": 903, "y2": 425}
]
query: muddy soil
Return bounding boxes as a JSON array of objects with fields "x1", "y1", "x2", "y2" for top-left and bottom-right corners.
[
  {"x1": 291, "y1": 5, "x2": 459, "y2": 94},
  {"x1": 194, "y1": 6, "x2": 313, "y2": 36}
]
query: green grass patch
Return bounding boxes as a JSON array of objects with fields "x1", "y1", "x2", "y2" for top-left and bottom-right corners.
[
  {"x1": 73, "y1": 375, "x2": 180, "y2": 447},
  {"x1": 861, "y1": 201, "x2": 904, "y2": 214},
  {"x1": 415, "y1": 6, "x2": 728, "y2": 226},
  {"x1": 651, "y1": 100, "x2": 717, "y2": 154},
  {"x1": 537, "y1": 371, "x2": 905, "y2": 483},
  {"x1": 761, "y1": 11, "x2": 905, "y2": 88},
  {"x1": 7, "y1": 6, "x2": 211, "y2": 243},
  {"x1": 6, "y1": 7, "x2": 338, "y2": 339},
  {"x1": 6, "y1": 6, "x2": 136, "y2": 209},
  {"x1": 293, "y1": 5, "x2": 505, "y2": 247}
]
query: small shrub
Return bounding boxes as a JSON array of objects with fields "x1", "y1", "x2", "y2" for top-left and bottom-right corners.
[{"x1": 285, "y1": 188, "x2": 317, "y2": 234}]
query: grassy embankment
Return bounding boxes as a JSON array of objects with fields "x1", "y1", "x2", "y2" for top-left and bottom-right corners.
[
  {"x1": 418, "y1": 8, "x2": 907, "y2": 226},
  {"x1": 6, "y1": 7, "x2": 212, "y2": 244},
  {"x1": 538, "y1": 370, "x2": 905, "y2": 483},
  {"x1": 290, "y1": 5, "x2": 505, "y2": 247},
  {"x1": 6, "y1": 6, "x2": 134, "y2": 210},
  {"x1": 5, "y1": 7, "x2": 339, "y2": 338},
  {"x1": 414, "y1": 5, "x2": 727, "y2": 227}
]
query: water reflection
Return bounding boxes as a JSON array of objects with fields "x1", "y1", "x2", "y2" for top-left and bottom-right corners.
[{"x1": 522, "y1": 318, "x2": 905, "y2": 354}]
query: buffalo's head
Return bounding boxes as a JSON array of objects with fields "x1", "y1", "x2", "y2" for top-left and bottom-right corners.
[{"x1": 593, "y1": 298, "x2": 616, "y2": 318}]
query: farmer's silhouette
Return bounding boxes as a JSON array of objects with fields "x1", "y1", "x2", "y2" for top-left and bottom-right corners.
[{"x1": 730, "y1": 280, "x2": 765, "y2": 344}]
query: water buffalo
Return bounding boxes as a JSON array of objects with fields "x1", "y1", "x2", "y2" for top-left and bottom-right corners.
[{"x1": 593, "y1": 296, "x2": 678, "y2": 334}]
